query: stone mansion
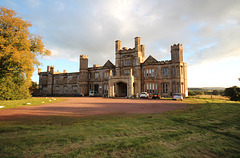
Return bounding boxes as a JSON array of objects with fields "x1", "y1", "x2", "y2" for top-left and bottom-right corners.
[{"x1": 38, "y1": 37, "x2": 188, "y2": 97}]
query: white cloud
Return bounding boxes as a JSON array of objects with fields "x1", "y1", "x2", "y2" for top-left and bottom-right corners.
[
  {"x1": 2, "y1": 0, "x2": 240, "y2": 87},
  {"x1": 43, "y1": 48, "x2": 79, "y2": 62}
]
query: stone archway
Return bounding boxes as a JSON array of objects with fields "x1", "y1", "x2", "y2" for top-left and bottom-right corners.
[
  {"x1": 115, "y1": 82, "x2": 127, "y2": 97},
  {"x1": 108, "y1": 69, "x2": 134, "y2": 98}
]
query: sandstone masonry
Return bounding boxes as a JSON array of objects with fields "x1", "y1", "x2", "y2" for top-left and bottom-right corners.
[{"x1": 38, "y1": 37, "x2": 188, "y2": 97}]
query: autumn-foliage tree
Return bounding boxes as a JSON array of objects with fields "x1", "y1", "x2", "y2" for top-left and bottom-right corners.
[{"x1": 0, "y1": 7, "x2": 50, "y2": 100}]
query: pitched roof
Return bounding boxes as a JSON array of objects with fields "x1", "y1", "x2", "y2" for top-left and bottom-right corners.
[
  {"x1": 143, "y1": 55, "x2": 158, "y2": 64},
  {"x1": 103, "y1": 60, "x2": 115, "y2": 68}
]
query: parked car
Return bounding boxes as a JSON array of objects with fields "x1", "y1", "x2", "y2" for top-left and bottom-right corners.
[
  {"x1": 152, "y1": 93, "x2": 160, "y2": 99},
  {"x1": 173, "y1": 93, "x2": 183, "y2": 101},
  {"x1": 78, "y1": 93, "x2": 83, "y2": 97},
  {"x1": 140, "y1": 92, "x2": 149, "y2": 98},
  {"x1": 89, "y1": 91, "x2": 98, "y2": 97}
]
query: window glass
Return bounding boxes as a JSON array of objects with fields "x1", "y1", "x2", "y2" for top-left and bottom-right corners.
[
  {"x1": 124, "y1": 69, "x2": 130, "y2": 76},
  {"x1": 162, "y1": 68, "x2": 168, "y2": 76},
  {"x1": 162, "y1": 83, "x2": 168, "y2": 94},
  {"x1": 124, "y1": 60, "x2": 132, "y2": 66},
  {"x1": 95, "y1": 73, "x2": 99, "y2": 79}
]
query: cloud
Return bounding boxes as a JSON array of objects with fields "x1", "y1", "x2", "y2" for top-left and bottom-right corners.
[
  {"x1": 4, "y1": 0, "x2": 239, "y2": 65},
  {"x1": 2, "y1": 0, "x2": 240, "y2": 86}
]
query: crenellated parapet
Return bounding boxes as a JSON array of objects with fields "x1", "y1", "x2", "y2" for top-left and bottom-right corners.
[
  {"x1": 171, "y1": 43, "x2": 183, "y2": 50},
  {"x1": 38, "y1": 37, "x2": 188, "y2": 98},
  {"x1": 171, "y1": 43, "x2": 183, "y2": 63},
  {"x1": 80, "y1": 55, "x2": 88, "y2": 59}
]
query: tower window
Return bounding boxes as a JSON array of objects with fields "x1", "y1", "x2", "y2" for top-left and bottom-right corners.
[
  {"x1": 124, "y1": 69, "x2": 130, "y2": 76},
  {"x1": 124, "y1": 60, "x2": 131, "y2": 66}
]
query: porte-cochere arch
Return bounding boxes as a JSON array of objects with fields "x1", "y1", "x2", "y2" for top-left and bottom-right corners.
[{"x1": 108, "y1": 70, "x2": 134, "y2": 98}]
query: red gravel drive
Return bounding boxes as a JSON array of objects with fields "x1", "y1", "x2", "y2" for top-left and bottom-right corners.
[{"x1": 0, "y1": 97, "x2": 188, "y2": 120}]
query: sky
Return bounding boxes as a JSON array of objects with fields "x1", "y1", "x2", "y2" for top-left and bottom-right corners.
[{"x1": 1, "y1": 0, "x2": 240, "y2": 88}]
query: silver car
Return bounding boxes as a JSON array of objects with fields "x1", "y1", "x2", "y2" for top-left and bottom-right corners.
[
  {"x1": 173, "y1": 93, "x2": 183, "y2": 101},
  {"x1": 140, "y1": 92, "x2": 149, "y2": 98},
  {"x1": 89, "y1": 91, "x2": 98, "y2": 97}
]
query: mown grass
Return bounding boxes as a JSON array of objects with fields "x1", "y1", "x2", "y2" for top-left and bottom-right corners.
[
  {"x1": 0, "y1": 98, "x2": 239, "y2": 157},
  {"x1": 188, "y1": 95, "x2": 229, "y2": 100},
  {"x1": 0, "y1": 97, "x2": 65, "y2": 109}
]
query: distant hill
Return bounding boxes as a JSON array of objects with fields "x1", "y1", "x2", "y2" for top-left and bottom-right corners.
[
  {"x1": 189, "y1": 87, "x2": 225, "y2": 91},
  {"x1": 202, "y1": 87, "x2": 226, "y2": 90}
]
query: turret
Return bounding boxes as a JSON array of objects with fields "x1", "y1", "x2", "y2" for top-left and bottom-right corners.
[
  {"x1": 47, "y1": 66, "x2": 50, "y2": 72},
  {"x1": 115, "y1": 40, "x2": 121, "y2": 76},
  {"x1": 140, "y1": 44, "x2": 145, "y2": 62},
  {"x1": 79, "y1": 55, "x2": 88, "y2": 71},
  {"x1": 79, "y1": 55, "x2": 89, "y2": 95},
  {"x1": 50, "y1": 66, "x2": 55, "y2": 74},
  {"x1": 171, "y1": 43, "x2": 183, "y2": 63},
  {"x1": 135, "y1": 37, "x2": 140, "y2": 51},
  {"x1": 38, "y1": 68, "x2": 42, "y2": 75},
  {"x1": 115, "y1": 40, "x2": 121, "y2": 53}
]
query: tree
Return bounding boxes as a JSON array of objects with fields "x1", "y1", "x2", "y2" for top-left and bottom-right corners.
[
  {"x1": 212, "y1": 90, "x2": 220, "y2": 95},
  {"x1": 30, "y1": 81, "x2": 38, "y2": 90},
  {"x1": 224, "y1": 86, "x2": 240, "y2": 101},
  {"x1": 0, "y1": 7, "x2": 50, "y2": 100}
]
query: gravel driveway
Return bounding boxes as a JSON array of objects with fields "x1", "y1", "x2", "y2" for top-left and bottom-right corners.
[{"x1": 0, "y1": 97, "x2": 188, "y2": 120}]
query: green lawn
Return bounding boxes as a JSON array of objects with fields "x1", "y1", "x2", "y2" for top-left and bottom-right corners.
[
  {"x1": 0, "y1": 97, "x2": 65, "y2": 109},
  {"x1": 0, "y1": 98, "x2": 239, "y2": 157}
]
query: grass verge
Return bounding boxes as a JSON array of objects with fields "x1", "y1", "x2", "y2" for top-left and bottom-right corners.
[
  {"x1": 0, "y1": 98, "x2": 239, "y2": 157},
  {"x1": 0, "y1": 97, "x2": 65, "y2": 109}
]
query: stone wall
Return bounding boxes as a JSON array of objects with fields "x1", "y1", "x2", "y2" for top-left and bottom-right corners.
[{"x1": 38, "y1": 37, "x2": 188, "y2": 97}]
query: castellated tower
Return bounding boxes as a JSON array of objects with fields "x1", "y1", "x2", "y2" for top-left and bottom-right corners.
[
  {"x1": 79, "y1": 55, "x2": 89, "y2": 95},
  {"x1": 134, "y1": 37, "x2": 145, "y2": 63},
  {"x1": 115, "y1": 40, "x2": 121, "y2": 76},
  {"x1": 79, "y1": 55, "x2": 88, "y2": 70},
  {"x1": 171, "y1": 43, "x2": 183, "y2": 63}
]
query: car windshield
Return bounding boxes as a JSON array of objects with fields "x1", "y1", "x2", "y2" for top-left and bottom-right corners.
[
  {"x1": 174, "y1": 93, "x2": 181, "y2": 96},
  {"x1": 141, "y1": 92, "x2": 146, "y2": 94}
]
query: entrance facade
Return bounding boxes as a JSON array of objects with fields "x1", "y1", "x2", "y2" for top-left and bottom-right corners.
[
  {"x1": 38, "y1": 37, "x2": 188, "y2": 97},
  {"x1": 116, "y1": 82, "x2": 127, "y2": 97},
  {"x1": 108, "y1": 69, "x2": 134, "y2": 98}
]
